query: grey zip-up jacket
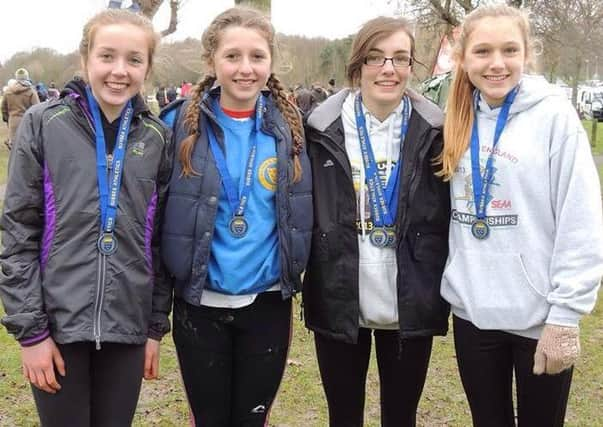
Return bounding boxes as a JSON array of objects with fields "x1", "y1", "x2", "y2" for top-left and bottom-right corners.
[{"x1": 0, "y1": 80, "x2": 173, "y2": 347}]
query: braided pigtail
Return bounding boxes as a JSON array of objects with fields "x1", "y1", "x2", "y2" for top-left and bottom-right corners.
[
  {"x1": 266, "y1": 73, "x2": 303, "y2": 183},
  {"x1": 179, "y1": 74, "x2": 217, "y2": 177}
]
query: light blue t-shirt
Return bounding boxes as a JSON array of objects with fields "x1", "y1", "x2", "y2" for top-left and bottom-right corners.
[{"x1": 207, "y1": 99, "x2": 280, "y2": 295}]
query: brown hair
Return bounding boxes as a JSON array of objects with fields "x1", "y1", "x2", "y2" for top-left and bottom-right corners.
[
  {"x1": 438, "y1": 5, "x2": 532, "y2": 181},
  {"x1": 346, "y1": 16, "x2": 416, "y2": 88},
  {"x1": 79, "y1": 9, "x2": 159, "y2": 78},
  {"x1": 179, "y1": 6, "x2": 304, "y2": 182}
]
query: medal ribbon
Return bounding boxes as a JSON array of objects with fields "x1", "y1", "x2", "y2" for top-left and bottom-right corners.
[
  {"x1": 470, "y1": 86, "x2": 519, "y2": 220},
  {"x1": 207, "y1": 96, "x2": 264, "y2": 218},
  {"x1": 85, "y1": 86, "x2": 133, "y2": 235},
  {"x1": 354, "y1": 94, "x2": 410, "y2": 228}
]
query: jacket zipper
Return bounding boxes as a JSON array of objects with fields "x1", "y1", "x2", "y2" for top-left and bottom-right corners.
[{"x1": 93, "y1": 253, "x2": 107, "y2": 349}]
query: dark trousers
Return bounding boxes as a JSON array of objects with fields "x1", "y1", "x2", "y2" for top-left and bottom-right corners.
[
  {"x1": 453, "y1": 315, "x2": 573, "y2": 427},
  {"x1": 314, "y1": 328, "x2": 433, "y2": 427},
  {"x1": 31, "y1": 342, "x2": 145, "y2": 427},
  {"x1": 172, "y1": 292, "x2": 292, "y2": 427}
]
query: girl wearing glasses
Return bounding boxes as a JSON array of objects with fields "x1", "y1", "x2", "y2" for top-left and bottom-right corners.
[
  {"x1": 439, "y1": 5, "x2": 603, "y2": 426},
  {"x1": 303, "y1": 16, "x2": 450, "y2": 426}
]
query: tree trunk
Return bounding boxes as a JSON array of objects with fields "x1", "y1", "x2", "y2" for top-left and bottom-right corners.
[{"x1": 234, "y1": 0, "x2": 271, "y2": 15}]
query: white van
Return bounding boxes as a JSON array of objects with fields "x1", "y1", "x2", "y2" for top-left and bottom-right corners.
[{"x1": 577, "y1": 86, "x2": 603, "y2": 121}]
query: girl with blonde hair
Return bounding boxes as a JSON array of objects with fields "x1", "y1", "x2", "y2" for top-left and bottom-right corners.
[
  {"x1": 439, "y1": 5, "x2": 603, "y2": 426},
  {"x1": 0, "y1": 8, "x2": 172, "y2": 426}
]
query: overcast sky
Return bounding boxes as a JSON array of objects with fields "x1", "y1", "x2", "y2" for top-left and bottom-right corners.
[{"x1": 0, "y1": 0, "x2": 398, "y2": 62}]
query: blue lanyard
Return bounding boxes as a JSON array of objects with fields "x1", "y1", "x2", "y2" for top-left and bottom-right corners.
[
  {"x1": 470, "y1": 86, "x2": 519, "y2": 219},
  {"x1": 207, "y1": 96, "x2": 264, "y2": 218},
  {"x1": 354, "y1": 94, "x2": 410, "y2": 227},
  {"x1": 85, "y1": 86, "x2": 133, "y2": 233}
]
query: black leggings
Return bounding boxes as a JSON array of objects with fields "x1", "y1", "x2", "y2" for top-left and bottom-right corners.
[
  {"x1": 172, "y1": 292, "x2": 292, "y2": 427},
  {"x1": 453, "y1": 315, "x2": 573, "y2": 427},
  {"x1": 31, "y1": 342, "x2": 145, "y2": 427},
  {"x1": 314, "y1": 328, "x2": 433, "y2": 427}
]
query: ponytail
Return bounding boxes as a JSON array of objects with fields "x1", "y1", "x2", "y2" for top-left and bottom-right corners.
[
  {"x1": 179, "y1": 75, "x2": 217, "y2": 177},
  {"x1": 436, "y1": 64, "x2": 475, "y2": 181}
]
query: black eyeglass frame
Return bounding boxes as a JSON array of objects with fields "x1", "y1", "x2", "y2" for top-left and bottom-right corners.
[{"x1": 363, "y1": 55, "x2": 413, "y2": 68}]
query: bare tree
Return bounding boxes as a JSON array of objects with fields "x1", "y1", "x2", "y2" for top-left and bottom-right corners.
[
  {"x1": 527, "y1": 0, "x2": 603, "y2": 104},
  {"x1": 234, "y1": 0, "x2": 271, "y2": 14},
  {"x1": 109, "y1": 0, "x2": 181, "y2": 37}
]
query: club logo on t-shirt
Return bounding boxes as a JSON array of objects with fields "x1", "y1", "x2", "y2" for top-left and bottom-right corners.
[{"x1": 258, "y1": 157, "x2": 277, "y2": 191}]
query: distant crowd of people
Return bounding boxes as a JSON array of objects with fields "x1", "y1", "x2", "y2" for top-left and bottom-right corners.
[{"x1": 2, "y1": 70, "x2": 343, "y2": 152}]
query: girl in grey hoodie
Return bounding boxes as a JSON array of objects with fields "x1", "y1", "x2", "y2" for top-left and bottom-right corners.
[{"x1": 438, "y1": 5, "x2": 603, "y2": 427}]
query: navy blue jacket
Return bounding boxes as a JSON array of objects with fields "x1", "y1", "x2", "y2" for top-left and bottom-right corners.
[{"x1": 160, "y1": 89, "x2": 312, "y2": 306}]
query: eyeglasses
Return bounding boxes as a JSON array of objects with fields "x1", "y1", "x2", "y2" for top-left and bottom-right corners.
[{"x1": 363, "y1": 54, "x2": 413, "y2": 68}]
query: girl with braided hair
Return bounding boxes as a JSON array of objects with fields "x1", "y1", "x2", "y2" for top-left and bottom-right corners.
[{"x1": 159, "y1": 6, "x2": 312, "y2": 426}]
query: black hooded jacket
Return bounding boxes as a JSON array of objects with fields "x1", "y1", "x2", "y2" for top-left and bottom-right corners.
[{"x1": 302, "y1": 89, "x2": 450, "y2": 344}]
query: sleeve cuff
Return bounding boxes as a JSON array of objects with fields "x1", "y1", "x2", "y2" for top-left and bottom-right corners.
[
  {"x1": 19, "y1": 329, "x2": 50, "y2": 347},
  {"x1": 546, "y1": 305, "x2": 581, "y2": 328}
]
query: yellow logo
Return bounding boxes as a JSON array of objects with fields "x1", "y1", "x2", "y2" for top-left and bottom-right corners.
[{"x1": 258, "y1": 157, "x2": 278, "y2": 191}]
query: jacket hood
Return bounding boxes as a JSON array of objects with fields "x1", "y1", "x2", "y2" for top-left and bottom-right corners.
[
  {"x1": 61, "y1": 78, "x2": 150, "y2": 116},
  {"x1": 477, "y1": 74, "x2": 566, "y2": 118},
  {"x1": 8, "y1": 80, "x2": 34, "y2": 94},
  {"x1": 307, "y1": 87, "x2": 443, "y2": 133}
]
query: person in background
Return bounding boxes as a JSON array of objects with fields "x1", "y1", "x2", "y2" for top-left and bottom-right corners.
[
  {"x1": 1, "y1": 68, "x2": 40, "y2": 149},
  {"x1": 303, "y1": 16, "x2": 450, "y2": 427},
  {"x1": 47, "y1": 81, "x2": 60, "y2": 101},
  {"x1": 438, "y1": 5, "x2": 603, "y2": 426},
  {"x1": 327, "y1": 77, "x2": 339, "y2": 96},
  {"x1": 0, "y1": 9, "x2": 172, "y2": 427}
]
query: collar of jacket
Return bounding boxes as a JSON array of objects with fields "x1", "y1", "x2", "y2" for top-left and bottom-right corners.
[{"x1": 198, "y1": 86, "x2": 286, "y2": 141}]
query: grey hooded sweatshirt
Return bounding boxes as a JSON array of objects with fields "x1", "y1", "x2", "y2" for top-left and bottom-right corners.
[{"x1": 441, "y1": 74, "x2": 603, "y2": 339}]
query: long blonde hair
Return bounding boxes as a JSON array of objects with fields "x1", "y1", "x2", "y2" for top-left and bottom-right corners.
[
  {"x1": 438, "y1": 5, "x2": 532, "y2": 181},
  {"x1": 179, "y1": 6, "x2": 304, "y2": 182}
]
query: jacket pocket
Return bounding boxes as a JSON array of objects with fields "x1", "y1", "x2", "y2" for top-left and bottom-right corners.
[{"x1": 441, "y1": 248, "x2": 548, "y2": 330}]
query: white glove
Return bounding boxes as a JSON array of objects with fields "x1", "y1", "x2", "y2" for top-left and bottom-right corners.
[{"x1": 533, "y1": 324, "x2": 580, "y2": 375}]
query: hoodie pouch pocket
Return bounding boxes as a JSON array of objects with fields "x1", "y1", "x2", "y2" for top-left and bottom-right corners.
[{"x1": 441, "y1": 249, "x2": 548, "y2": 330}]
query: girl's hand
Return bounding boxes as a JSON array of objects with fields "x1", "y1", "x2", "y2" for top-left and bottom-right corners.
[
  {"x1": 533, "y1": 324, "x2": 580, "y2": 375},
  {"x1": 144, "y1": 338, "x2": 160, "y2": 380},
  {"x1": 21, "y1": 337, "x2": 65, "y2": 394}
]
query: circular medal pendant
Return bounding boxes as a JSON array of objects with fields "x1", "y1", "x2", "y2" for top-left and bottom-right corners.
[
  {"x1": 97, "y1": 232, "x2": 118, "y2": 255},
  {"x1": 471, "y1": 219, "x2": 490, "y2": 240},
  {"x1": 229, "y1": 216, "x2": 249, "y2": 238},
  {"x1": 385, "y1": 227, "x2": 397, "y2": 248},
  {"x1": 370, "y1": 227, "x2": 389, "y2": 248}
]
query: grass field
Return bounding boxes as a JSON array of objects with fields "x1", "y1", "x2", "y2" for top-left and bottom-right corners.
[
  {"x1": 0, "y1": 113, "x2": 602, "y2": 426},
  {"x1": 583, "y1": 119, "x2": 603, "y2": 155}
]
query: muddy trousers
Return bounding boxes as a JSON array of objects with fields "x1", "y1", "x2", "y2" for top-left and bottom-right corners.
[
  {"x1": 172, "y1": 292, "x2": 292, "y2": 427},
  {"x1": 453, "y1": 315, "x2": 573, "y2": 427},
  {"x1": 314, "y1": 329, "x2": 433, "y2": 427},
  {"x1": 31, "y1": 342, "x2": 145, "y2": 427}
]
